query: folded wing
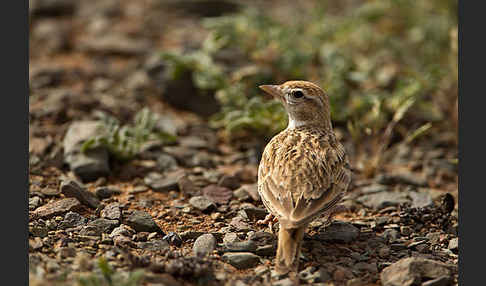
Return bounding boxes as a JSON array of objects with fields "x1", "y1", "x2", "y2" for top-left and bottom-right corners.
[{"x1": 258, "y1": 132, "x2": 351, "y2": 229}]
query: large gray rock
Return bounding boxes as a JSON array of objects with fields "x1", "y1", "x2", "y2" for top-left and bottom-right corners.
[
  {"x1": 234, "y1": 184, "x2": 260, "y2": 202},
  {"x1": 357, "y1": 188, "x2": 433, "y2": 210},
  {"x1": 222, "y1": 252, "x2": 260, "y2": 269},
  {"x1": 223, "y1": 240, "x2": 257, "y2": 253},
  {"x1": 101, "y1": 203, "x2": 121, "y2": 221},
  {"x1": 381, "y1": 257, "x2": 454, "y2": 286},
  {"x1": 357, "y1": 191, "x2": 409, "y2": 210},
  {"x1": 144, "y1": 170, "x2": 185, "y2": 192},
  {"x1": 202, "y1": 185, "x2": 232, "y2": 205},
  {"x1": 239, "y1": 206, "x2": 267, "y2": 221},
  {"x1": 317, "y1": 221, "x2": 359, "y2": 243},
  {"x1": 193, "y1": 233, "x2": 216, "y2": 257},
  {"x1": 94, "y1": 186, "x2": 121, "y2": 199},
  {"x1": 63, "y1": 121, "x2": 110, "y2": 182},
  {"x1": 110, "y1": 224, "x2": 136, "y2": 238},
  {"x1": 217, "y1": 174, "x2": 241, "y2": 190},
  {"x1": 124, "y1": 211, "x2": 163, "y2": 233},
  {"x1": 79, "y1": 218, "x2": 119, "y2": 236},
  {"x1": 248, "y1": 231, "x2": 276, "y2": 257},
  {"x1": 360, "y1": 184, "x2": 389, "y2": 194},
  {"x1": 156, "y1": 153, "x2": 179, "y2": 172},
  {"x1": 229, "y1": 216, "x2": 250, "y2": 231},
  {"x1": 58, "y1": 211, "x2": 87, "y2": 229},
  {"x1": 60, "y1": 179, "x2": 100, "y2": 209},
  {"x1": 189, "y1": 196, "x2": 216, "y2": 212},
  {"x1": 409, "y1": 191, "x2": 433, "y2": 208}
]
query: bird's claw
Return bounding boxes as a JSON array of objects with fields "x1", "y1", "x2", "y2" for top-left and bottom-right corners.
[
  {"x1": 257, "y1": 213, "x2": 276, "y2": 225},
  {"x1": 257, "y1": 213, "x2": 278, "y2": 233}
]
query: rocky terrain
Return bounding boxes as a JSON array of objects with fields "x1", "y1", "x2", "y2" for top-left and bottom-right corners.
[{"x1": 29, "y1": 0, "x2": 458, "y2": 285}]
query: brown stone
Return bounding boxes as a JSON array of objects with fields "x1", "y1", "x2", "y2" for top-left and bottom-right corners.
[
  {"x1": 202, "y1": 185, "x2": 232, "y2": 205},
  {"x1": 61, "y1": 179, "x2": 100, "y2": 209},
  {"x1": 32, "y1": 198, "x2": 81, "y2": 218},
  {"x1": 381, "y1": 257, "x2": 453, "y2": 286}
]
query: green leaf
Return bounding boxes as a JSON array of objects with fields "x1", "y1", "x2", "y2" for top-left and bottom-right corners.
[{"x1": 80, "y1": 108, "x2": 177, "y2": 162}]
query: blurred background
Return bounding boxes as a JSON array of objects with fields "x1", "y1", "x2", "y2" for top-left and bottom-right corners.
[
  {"x1": 29, "y1": 0, "x2": 458, "y2": 177},
  {"x1": 29, "y1": 0, "x2": 458, "y2": 284}
]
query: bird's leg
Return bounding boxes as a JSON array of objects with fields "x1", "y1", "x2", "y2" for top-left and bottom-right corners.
[
  {"x1": 268, "y1": 216, "x2": 279, "y2": 234},
  {"x1": 257, "y1": 213, "x2": 279, "y2": 233}
]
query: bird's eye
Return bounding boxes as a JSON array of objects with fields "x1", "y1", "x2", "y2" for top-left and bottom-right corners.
[{"x1": 292, "y1": 90, "x2": 304, "y2": 98}]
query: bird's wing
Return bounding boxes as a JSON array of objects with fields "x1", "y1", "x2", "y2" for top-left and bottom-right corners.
[{"x1": 258, "y1": 131, "x2": 351, "y2": 228}]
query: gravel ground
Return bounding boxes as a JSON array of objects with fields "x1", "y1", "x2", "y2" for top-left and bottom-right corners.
[{"x1": 29, "y1": 1, "x2": 459, "y2": 285}]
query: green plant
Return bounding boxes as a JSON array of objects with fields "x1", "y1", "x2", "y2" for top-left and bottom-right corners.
[
  {"x1": 161, "y1": 49, "x2": 225, "y2": 91},
  {"x1": 77, "y1": 257, "x2": 144, "y2": 286},
  {"x1": 81, "y1": 108, "x2": 177, "y2": 161},
  {"x1": 212, "y1": 85, "x2": 288, "y2": 141}
]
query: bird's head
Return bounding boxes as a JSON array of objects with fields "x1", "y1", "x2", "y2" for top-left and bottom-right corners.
[{"x1": 259, "y1": 80, "x2": 332, "y2": 130}]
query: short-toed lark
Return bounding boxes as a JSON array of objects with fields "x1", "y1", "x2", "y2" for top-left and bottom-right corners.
[{"x1": 258, "y1": 81, "x2": 352, "y2": 274}]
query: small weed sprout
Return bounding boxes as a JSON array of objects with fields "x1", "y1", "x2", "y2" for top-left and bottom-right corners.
[
  {"x1": 77, "y1": 257, "x2": 144, "y2": 286},
  {"x1": 81, "y1": 108, "x2": 176, "y2": 161}
]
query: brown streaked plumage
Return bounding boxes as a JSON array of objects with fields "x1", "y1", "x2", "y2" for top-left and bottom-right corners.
[{"x1": 257, "y1": 80, "x2": 352, "y2": 274}]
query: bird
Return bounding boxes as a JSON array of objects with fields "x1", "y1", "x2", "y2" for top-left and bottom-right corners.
[{"x1": 257, "y1": 80, "x2": 352, "y2": 275}]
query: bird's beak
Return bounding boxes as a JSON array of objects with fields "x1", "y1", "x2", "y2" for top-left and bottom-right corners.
[{"x1": 259, "y1": 85, "x2": 284, "y2": 100}]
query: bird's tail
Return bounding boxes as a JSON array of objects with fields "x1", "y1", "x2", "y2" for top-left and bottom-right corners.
[{"x1": 275, "y1": 225, "x2": 307, "y2": 274}]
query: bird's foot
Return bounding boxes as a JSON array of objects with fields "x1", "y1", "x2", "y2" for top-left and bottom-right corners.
[
  {"x1": 257, "y1": 213, "x2": 275, "y2": 225},
  {"x1": 257, "y1": 213, "x2": 278, "y2": 233}
]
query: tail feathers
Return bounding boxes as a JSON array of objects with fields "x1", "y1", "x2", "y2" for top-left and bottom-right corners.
[{"x1": 275, "y1": 226, "x2": 306, "y2": 274}]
